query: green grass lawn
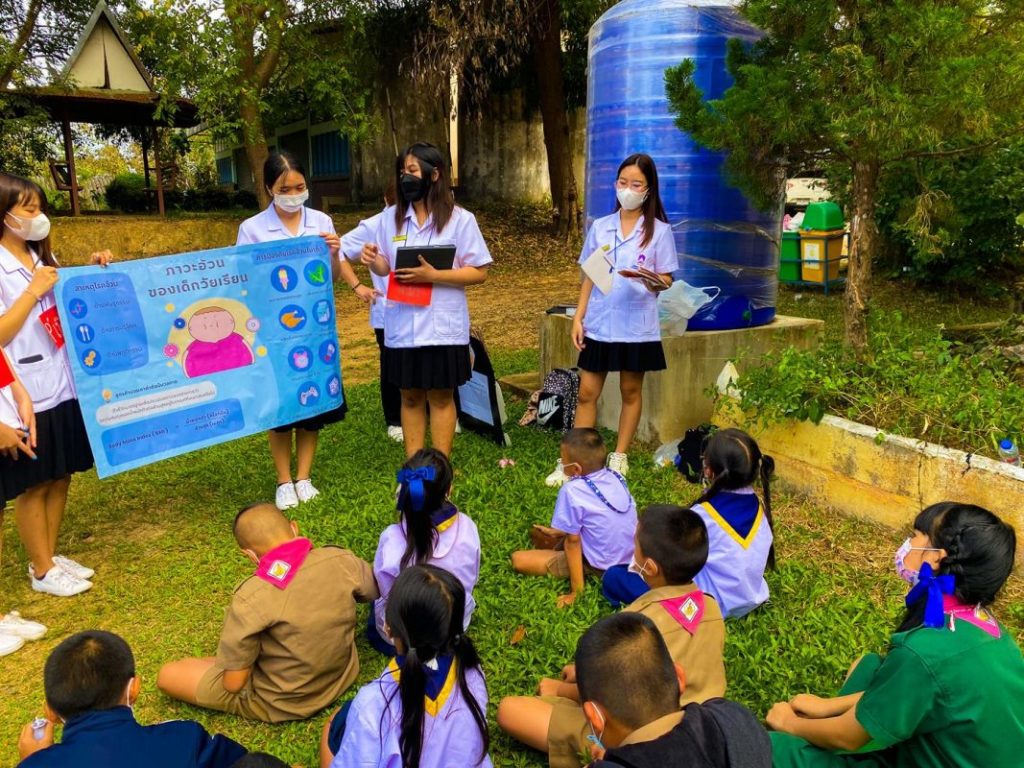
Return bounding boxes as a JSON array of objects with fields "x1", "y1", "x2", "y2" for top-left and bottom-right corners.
[{"x1": 2, "y1": 371, "x2": 1021, "y2": 767}]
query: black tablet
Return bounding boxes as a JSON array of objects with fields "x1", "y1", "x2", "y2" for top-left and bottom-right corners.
[{"x1": 396, "y1": 244, "x2": 456, "y2": 271}]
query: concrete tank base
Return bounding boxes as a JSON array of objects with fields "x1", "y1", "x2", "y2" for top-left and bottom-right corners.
[{"x1": 539, "y1": 312, "x2": 824, "y2": 445}]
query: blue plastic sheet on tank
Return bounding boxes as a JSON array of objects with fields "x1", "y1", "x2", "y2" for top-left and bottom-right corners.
[{"x1": 586, "y1": 0, "x2": 781, "y2": 329}]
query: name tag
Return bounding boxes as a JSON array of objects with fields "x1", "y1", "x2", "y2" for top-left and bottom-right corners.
[
  {"x1": 392, "y1": 235, "x2": 407, "y2": 243},
  {"x1": 39, "y1": 306, "x2": 66, "y2": 349}
]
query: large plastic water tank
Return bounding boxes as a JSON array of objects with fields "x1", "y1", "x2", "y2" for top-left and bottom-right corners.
[{"x1": 586, "y1": 0, "x2": 780, "y2": 329}]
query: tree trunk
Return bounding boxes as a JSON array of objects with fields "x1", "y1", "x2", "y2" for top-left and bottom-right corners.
[
  {"x1": 240, "y1": 96, "x2": 271, "y2": 208},
  {"x1": 0, "y1": 0, "x2": 43, "y2": 91},
  {"x1": 530, "y1": 0, "x2": 580, "y2": 239},
  {"x1": 844, "y1": 158, "x2": 881, "y2": 357}
]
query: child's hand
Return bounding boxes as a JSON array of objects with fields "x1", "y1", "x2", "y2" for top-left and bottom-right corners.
[
  {"x1": 765, "y1": 701, "x2": 797, "y2": 733},
  {"x1": 537, "y1": 677, "x2": 563, "y2": 697},
  {"x1": 319, "y1": 232, "x2": 341, "y2": 259},
  {"x1": 556, "y1": 591, "x2": 578, "y2": 608},
  {"x1": 790, "y1": 693, "x2": 830, "y2": 719},
  {"x1": 560, "y1": 663, "x2": 577, "y2": 683},
  {"x1": 88, "y1": 250, "x2": 115, "y2": 267},
  {"x1": 18, "y1": 718, "x2": 53, "y2": 758}
]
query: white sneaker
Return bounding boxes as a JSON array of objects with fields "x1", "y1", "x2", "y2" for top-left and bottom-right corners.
[
  {"x1": 275, "y1": 482, "x2": 299, "y2": 510},
  {"x1": 32, "y1": 567, "x2": 92, "y2": 597},
  {"x1": 607, "y1": 452, "x2": 629, "y2": 476},
  {"x1": 0, "y1": 632, "x2": 25, "y2": 657},
  {"x1": 387, "y1": 425, "x2": 404, "y2": 442},
  {"x1": 53, "y1": 555, "x2": 95, "y2": 580},
  {"x1": 545, "y1": 459, "x2": 568, "y2": 488},
  {"x1": 0, "y1": 611, "x2": 46, "y2": 641},
  {"x1": 294, "y1": 479, "x2": 319, "y2": 503}
]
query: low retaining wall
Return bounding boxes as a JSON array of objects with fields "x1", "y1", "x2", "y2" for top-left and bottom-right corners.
[
  {"x1": 714, "y1": 392, "x2": 1024, "y2": 563},
  {"x1": 540, "y1": 313, "x2": 824, "y2": 445}
]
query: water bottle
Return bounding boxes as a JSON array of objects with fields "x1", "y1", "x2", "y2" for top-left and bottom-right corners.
[{"x1": 998, "y1": 438, "x2": 1020, "y2": 466}]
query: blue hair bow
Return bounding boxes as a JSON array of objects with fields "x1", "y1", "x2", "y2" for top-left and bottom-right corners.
[
  {"x1": 397, "y1": 466, "x2": 436, "y2": 512},
  {"x1": 905, "y1": 562, "x2": 956, "y2": 629}
]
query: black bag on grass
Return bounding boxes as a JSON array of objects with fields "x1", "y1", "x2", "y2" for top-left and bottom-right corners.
[
  {"x1": 676, "y1": 424, "x2": 715, "y2": 482},
  {"x1": 534, "y1": 367, "x2": 580, "y2": 432}
]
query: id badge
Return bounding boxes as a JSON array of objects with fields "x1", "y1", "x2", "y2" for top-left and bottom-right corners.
[{"x1": 39, "y1": 306, "x2": 66, "y2": 349}]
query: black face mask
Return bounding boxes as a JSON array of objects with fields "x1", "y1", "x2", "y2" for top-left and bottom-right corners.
[{"x1": 400, "y1": 166, "x2": 433, "y2": 202}]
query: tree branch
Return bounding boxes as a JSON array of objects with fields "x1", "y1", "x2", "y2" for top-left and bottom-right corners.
[{"x1": 0, "y1": 0, "x2": 45, "y2": 91}]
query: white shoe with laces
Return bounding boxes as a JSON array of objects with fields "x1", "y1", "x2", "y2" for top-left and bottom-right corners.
[
  {"x1": 31, "y1": 567, "x2": 92, "y2": 597},
  {"x1": 545, "y1": 459, "x2": 568, "y2": 488},
  {"x1": 387, "y1": 426, "x2": 404, "y2": 443},
  {"x1": 294, "y1": 479, "x2": 320, "y2": 503},
  {"x1": 53, "y1": 555, "x2": 94, "y2": 580},
  {"x1": 607, "y1": 452, "x2": 629, "y2": 476},
  {"x1": 275, "y1": 482, "x2": 299, "y2": 510},
  {"x1": 0, "y1": 632, "x2": 24, "y2": 657},
  {"x1": 0, "y1": 611, "x2": 46, "y2": 641}
]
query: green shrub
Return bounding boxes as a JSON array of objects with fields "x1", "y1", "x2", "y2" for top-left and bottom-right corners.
[
  {"x1": 104, "y1": 173, "x2": 149, "y2": 213},
  {"x1": 231, "y1": 189, "x2": 259, "y2": 210},
  {"x1": 732, "y1": 312, "x2": 1024, "y2": 457}
]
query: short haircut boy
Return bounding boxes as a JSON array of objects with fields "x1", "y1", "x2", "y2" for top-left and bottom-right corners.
[
  {"x1": 44, "y1": 631, "x2": 135, "y2": 721},
  {"x1": 576, "y1": 613, "x2": 679, "y2": 730},
  {"x1": 233, "y1": 503, "x2": 294, "y2": 552},
  {"x1": 562, "y1": 428, "x2": 607, "y2": 473},
  {"x1": 638, "y1": 505, "x2": 709, "y2": 584}
]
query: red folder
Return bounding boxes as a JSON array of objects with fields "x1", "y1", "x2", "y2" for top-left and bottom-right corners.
[
  {"x1": 386, "y1": 272, "x2": 433, "y2": 306},
  {"x1": 0, "y1": 351, "x2": 13, "y2": 389}
]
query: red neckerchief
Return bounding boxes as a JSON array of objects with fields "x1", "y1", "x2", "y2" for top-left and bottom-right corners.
[
  {"x1": 942, "y1": 595, "x2": 1001, "y2": 638},
  {"x1": 255, "y1": 538, "x2": 313, "y2": 590}
]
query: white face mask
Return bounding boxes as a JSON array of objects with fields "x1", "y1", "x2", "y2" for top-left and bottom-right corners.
[
  {"x1": 5, "y1": 211, "x2": 50, "y2": 241},
  {"x1": 627, "y1": 556, "x2": 651, "y2": 583},
  {"x1": 274, "y1": 189, "x2": 309, "y2": 213},
  {"x1": 616, "y1": 187, "x2": 647, "y2": 212}
]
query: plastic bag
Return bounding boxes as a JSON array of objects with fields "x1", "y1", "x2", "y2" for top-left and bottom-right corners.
[
  {"x1": 653, "y1": 438, "x2": 683, "y2": 468},
  {"x1": 658, "y1": 281, "x2": 720, "y2": 336}
]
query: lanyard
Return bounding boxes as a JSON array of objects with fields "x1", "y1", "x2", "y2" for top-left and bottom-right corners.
[
  {"x1": 575, "y1": 470, "x2": 631, "y2": 514},
  {"x1": 403, "y1": 215, "x2": 435, "y2": 246}
]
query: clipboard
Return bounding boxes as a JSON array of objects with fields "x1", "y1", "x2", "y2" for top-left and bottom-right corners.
[
  {"x1": 581, "y1": 246, "x2": 615, "y2": 295},
  {"x1": 395, "y1": 245, "x2": 456, "y2": 272}
]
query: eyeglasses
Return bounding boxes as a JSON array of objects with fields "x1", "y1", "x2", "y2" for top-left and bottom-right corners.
[{"x1": 615, "y1": 178, "x2": 648, "y2": 192}]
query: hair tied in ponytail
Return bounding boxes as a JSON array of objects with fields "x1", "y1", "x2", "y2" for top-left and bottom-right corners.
[{"x1": 397, "y1": 466, "x2": 436, "y2": 512}]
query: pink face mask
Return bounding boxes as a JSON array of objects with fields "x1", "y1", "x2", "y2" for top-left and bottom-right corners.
[{"x1": 894, "y1": 537, "x2": 942, "y2": 586}]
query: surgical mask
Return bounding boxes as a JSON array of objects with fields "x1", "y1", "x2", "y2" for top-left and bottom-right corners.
[
  {"x1": 627, "y1": 556, "x2": 651, "y2": 583},
  {"x1": 274, "y1": 189, "x2": 308, "y2": 213},
  {"x1": 616, "y1": 187, "x2": 647, "y2": 211},
  {"x1": 5, "y1": 211, "x2": 50, "y2": 241},
  {"x1": 894, "y1": 538, "x2": 942, "y2": 586},
  {"x1": 586, "y1": 704, "x2": 606, "y2": 752},
  {"x1": 125, "y1": 678, "x2": 135, "y2": 714},
  {"x1": 400, "y1": 172, "x2": 431, "y2": 203}
]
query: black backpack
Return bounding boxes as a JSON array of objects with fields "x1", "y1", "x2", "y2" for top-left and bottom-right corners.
[
  {"x1": 676, "y1": 424, "x2": 715, "y2": 482},
  {"x1": 534, "y1": 367, "x2": 580, "y2": 432}
]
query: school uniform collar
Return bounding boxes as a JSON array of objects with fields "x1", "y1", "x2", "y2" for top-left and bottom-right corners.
[
  {"x1": 0, "y1": 242, "x2": 36, "y2": 275},
  {"x1": 402, "y1": 205, "x2": 435, "y2": 232},
  {"x1": 619, "y1": 710, "x2": 685, "y2": 747},
  {"x1": 603, "y1": 212, "x2": 645, "y2": 243},
  {"x1": 60, "y1": 706, "x2": 137, "y2": 742},
  {"x1": 264, "y1": 203, "x2": 316, "y2": 235}
]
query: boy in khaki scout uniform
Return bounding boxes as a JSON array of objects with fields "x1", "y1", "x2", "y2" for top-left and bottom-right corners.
[
  {"x1": 156, "y1": 503, "x2": 379, "y2": 722},
  {"x1": 497, "y1": 504, "x2": 725, "y2": 768}
]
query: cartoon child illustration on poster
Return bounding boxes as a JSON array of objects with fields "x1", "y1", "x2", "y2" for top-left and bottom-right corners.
[{"x1": 165, "y1": 299, "x2": 261, "y2": 378}]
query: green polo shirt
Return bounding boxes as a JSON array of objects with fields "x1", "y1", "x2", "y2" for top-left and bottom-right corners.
[{"x1": 770, "y1": 618, "x2": 1024, "y2": 768}]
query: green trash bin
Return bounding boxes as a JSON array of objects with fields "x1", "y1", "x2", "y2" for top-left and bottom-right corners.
[
  {"x1": 802, "y1": 201, "x2": 843, "y2": 231},
  {"x1": 780, "y1": 231, "x2": 801, "y2": 282}
]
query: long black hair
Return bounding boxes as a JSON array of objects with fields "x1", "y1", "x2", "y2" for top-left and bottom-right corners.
[
  {"x1": 397, "y1": 448, "x2": 454, "y2": 569},
  {"x1": 690, "y1": 427, "x2": 776, "y2": 569},
  {"x1": 393, "y1": 142, "x2": 455, "y2": 233},
  {"x1": 263, "y1": 151, "x2": 306, "y2": 197},
  {"x1": 613, "y1": 153, "x2": 669, "y2": 249},
  {"x1": 0, "y1": 172, "x2": 56, "y2": 267},
  {"x1": 896, "y1": 502, "x2": 1016, "y2": 633},
  {"x1": 384, "y1": 565, "x2": 489, "y2": 768}
]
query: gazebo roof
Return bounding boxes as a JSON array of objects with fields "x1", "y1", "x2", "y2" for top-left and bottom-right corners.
[{"x1": 10, "y1": 86, "x2": 200, "y2": 128}]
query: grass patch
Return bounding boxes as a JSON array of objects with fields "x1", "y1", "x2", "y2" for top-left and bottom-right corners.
[{"x1": 2, "y1": 382, "x2": 1021, "y2": 766}]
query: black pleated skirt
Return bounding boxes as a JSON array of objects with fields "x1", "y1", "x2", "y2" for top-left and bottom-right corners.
[
  {"x1": 0, "y1": 398, "x2": 94, "y2": 503},
  {"x1": 577, "y1": 337, "x2": 667, "y2": 373},
  {"x1": 383, "y1": 344, "x2": 472, "y2": 390}
]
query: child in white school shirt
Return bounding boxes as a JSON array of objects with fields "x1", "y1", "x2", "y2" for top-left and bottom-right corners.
[
  {"x1": 513, "y1": 428, "x2": 637, "y2": 607},
  {"x1": 0, "y1": 345, "x2": 47, "y2": 655},
  {"x1": 547, "y1": 153, "x2": 677, "y2": 485},
  {"x1": 360, "y1": 141, "x2": 491, "y2": 459}
]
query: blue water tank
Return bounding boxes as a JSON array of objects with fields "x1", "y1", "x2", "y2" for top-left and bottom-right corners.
[{"x1": 585, "y1": 0, "x2": 781, "y2": 329}]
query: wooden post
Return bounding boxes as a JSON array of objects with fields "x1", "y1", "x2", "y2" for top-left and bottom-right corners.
[
  {"x1": 142, "y1": 132, "x2": 151, "y2": 190},
  {"x1": 61, "y1": 115, "x2": 80, "y2": 216},
  {"x1": 151, "y1": 126, "x2": 165, "y2": 217}
]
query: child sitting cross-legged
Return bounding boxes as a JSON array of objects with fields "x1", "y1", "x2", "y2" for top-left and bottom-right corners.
[
  {"x1": 767, "y1": 502, "x2": 1024, "y2": 767},
  {"x1": 157, "y1": 502, "x2": 378, "y2": 722},
  {"x1": 320, "y1": 564, "x2": 493, "y2": 768},
  {"x1": 498, "y1": 504, "x2": 727, "y2": 768},
  {"x1": 512, "y1": 428, "x2": 637, "y2": 607},
  {"x1": 16, "y1": 630, "x2": 247, "y2": 768},
  {"x1": 369, "y1": 448, "x2": 481, "y2": 655},
  {"x1": 574, "y1": 613, "x2": 771, "y2": 768}
]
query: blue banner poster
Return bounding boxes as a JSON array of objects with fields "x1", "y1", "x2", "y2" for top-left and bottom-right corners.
[{"x1": 54, "y1": 236, "x2": 343, "y2": 478}]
